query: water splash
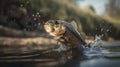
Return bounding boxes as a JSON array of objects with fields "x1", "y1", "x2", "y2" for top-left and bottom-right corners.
[
  {"x1": 84, "y1": 35, "x2": 104, "y2": 58},
  {"x1": 90, "y1": 34, "x2": 103, "y2": 49},
  {"x1": 52, "y1": 34, "x2": 104, "y2": 58},
  {"x1": 52, "y1": 44, "x2": 68, "y2": 52}
]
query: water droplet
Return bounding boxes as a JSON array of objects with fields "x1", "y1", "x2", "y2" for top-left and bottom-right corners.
[
  {"x1": 101, "y1": 28, "x2": 103, "y2": 32},
  {"x1": 107, "y1": 29, "x2": 109, "y2": 32},
  {"x1": 32, "y1": 14, "x2": 34, "y2": 16},
  {"x1": 26, "y1": 1, "x2": 30, "y2": 4},
  {"x1": 38, "y1": 15, "x2": 41, "y2": 17},
  {"x1": 34, "y1": 18, "x2": 36, "y2": 21},
  {"x1": 20, "y1": 4, "x2": 23, "y2": 7},
  {"x1": 36, "y1": 12, "x2": 39, "y2": 15},
  {"x1": 35, "y1": 15, "x2": 38, "y2": 17},
  {"x1": 38, "y1": 23, "x2": 41, "y2": 25}
]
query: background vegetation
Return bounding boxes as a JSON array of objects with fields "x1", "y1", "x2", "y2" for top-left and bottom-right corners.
[{"x1": 0, "y1": 0, "x2": 120, "y2": 40}]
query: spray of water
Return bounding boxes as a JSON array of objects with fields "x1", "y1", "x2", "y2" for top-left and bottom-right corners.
[
  {"x1": 90, "y1": 34, "x2": 103, "y2": 49},
  {"x1": 84, "y1": 34, "x2": 104, "y2": 58}
]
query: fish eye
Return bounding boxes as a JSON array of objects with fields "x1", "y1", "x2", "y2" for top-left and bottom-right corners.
[{"x1": 55, "y1": 21, "x2": 59, "y2": 24}]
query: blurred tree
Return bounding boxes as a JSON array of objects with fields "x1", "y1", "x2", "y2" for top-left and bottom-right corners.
[
  {"x1": 0, "y1": 0, "x2": 120, "y2": 39},
  {"x1": 88, "y1": 5, "x2": 95, "y2": 13},
  {"x1": 106, "y1": 0, "x2": 120, "y2": 18}
]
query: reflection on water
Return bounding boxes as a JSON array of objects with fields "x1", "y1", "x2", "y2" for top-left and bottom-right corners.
[
  {"x1": 80, "y1": 58, "x2": 120, "y2": 67},
  {"x1": 0, "y1": 41, "x2": 120, "y2": 67}
]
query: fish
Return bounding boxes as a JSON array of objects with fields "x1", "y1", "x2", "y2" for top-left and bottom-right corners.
[{"x1": 44, "y1": 20, "x2": 87, "y2": 48}]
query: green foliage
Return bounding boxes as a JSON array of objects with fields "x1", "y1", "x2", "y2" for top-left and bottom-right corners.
[{"x1": 0, "y1": 0, "x2": 120, "y2": 39}]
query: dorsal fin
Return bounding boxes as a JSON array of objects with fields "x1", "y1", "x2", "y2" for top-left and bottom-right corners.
[{"x1": 70, "y1": 20, "x2": 78, "y2": 31}]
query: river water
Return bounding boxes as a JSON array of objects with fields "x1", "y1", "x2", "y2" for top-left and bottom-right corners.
[{"x1": 0, "y1": 37, "x2": 120, "y2": 67}]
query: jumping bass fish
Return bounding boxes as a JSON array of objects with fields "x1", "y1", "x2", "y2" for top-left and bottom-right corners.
[{"x1": 44, "y1": 20, "x2": 87, "y2": 48}]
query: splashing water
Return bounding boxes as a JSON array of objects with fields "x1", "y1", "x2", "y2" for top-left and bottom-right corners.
[
  {"x1": 53, "y1": 34, "x2": 105, "y2": 59},
  {"x1": 84, "y1": 35, "x2": 104, "y2": 58},
  {"x1": 52, "y1": 44, "x2": 69, "y2": 52},
  {"x1": 90, "y1": 34, "x2": 103, "y2": 49},
  {"x1": 52, "y1": 34, "x2": 105, "y2": 58}
]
